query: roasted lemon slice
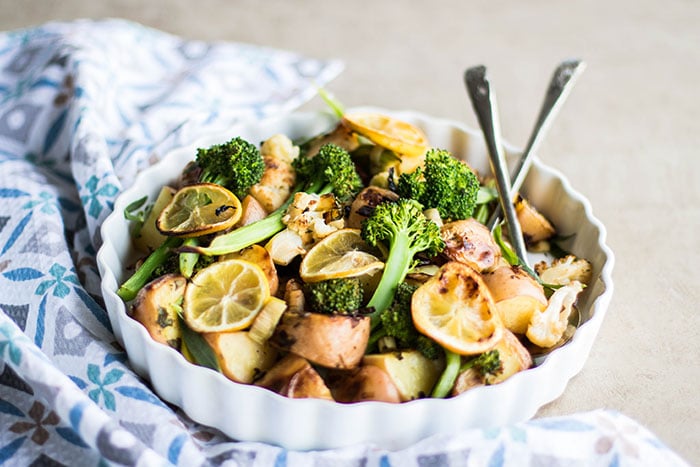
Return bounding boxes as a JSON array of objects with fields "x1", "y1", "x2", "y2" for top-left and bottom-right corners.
[
  {"x1": 300, "y1": 229, "x2": 384, "y2": 283},
  {"x1": 412, "y1": 261, "x2": 503, "y2": 355},
  {"x1": 183, "y1": 259, "x2": 270, "y2": 333},
  {"x1": 342, "y1": 112, "x2": 428, "y2": 158},
  {"x1": 156, "y1": 183, "x2": 241, "y2": 237}
]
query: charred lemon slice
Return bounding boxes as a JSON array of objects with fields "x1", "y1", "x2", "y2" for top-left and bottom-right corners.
[
  {"x1": 412, "y1": 261, "x2": 503, "y2": 355},
  {"x1": 156, "y1": 183, "x2": 241, "y2": 237},
  {"x1": 300, "y1": 229, "x2": 384, "y2": 283},
  {"x1": 183, "y1": 259, "x2": 270, "y2": 333},
  {"x1": 342, "y1": 112, "x2": 428, "y2": 158}
]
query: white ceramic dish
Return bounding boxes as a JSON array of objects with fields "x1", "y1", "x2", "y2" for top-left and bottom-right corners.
[{"x1": 97, "y1": 108, "x2": 614, "y2": 451}]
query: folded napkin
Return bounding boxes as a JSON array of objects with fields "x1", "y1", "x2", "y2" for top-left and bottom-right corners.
[{"x1": 0, "y1": 19, "x2": 689, "y2": 467}]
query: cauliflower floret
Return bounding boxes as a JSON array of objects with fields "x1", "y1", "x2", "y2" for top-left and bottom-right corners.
[
  {"x1": 283, "y1": 192, "x2": 345, "y2": 244},
  {"x1": 535, "y1": 255, "x2": 592, "y2": 286},
  {"x1": 260, "y1": 134, "x2": 299, "y2": 164},
  {"x1": 265, "y1": 228, "x2": 306, "y2": 266},
  {"x1": 266, "y1": 192, "x2": 345, "y2": 265},
  {"x1": 526, "y1": 281, "x2": 583, "y2": 348}
]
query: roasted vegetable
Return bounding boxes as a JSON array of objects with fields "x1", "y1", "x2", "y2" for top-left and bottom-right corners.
[
  {"x1": 362, "y1": 198, "x2": 444, "y2": 326},
  {"x1": 396, "y1": 148, "x2": 480, "y2": 221},
  {"x1": 452, "y1": 329, "x2": 532, "y2": 395},
  {"x1": 363, "y1": 350, "x2": 444, "y2": 401},
  {"x1": 249, "y1": 135, "x2": 297, "y2": 212},
  {"x1": 483, "y1": 265, "x2": 548, "y2": 334},
  {"x1": 269, "y1": 311, "x2": 370, "y2": 369},
  {"x1": 202, "y1": 331, "x2": 277, "y2": 384},
  {"x1": 195, "y1": 143, "x2": 362, "y2": 256},
  {"x1": 440, "y1": 218, "x2": 502, "y2": 272},
  {"x1": 306, "y1": 278, "x2": 364, "y2": 315},
  {"x1": 371, "y1": 282, "x2": 442, "y2": 360},
  {"x1": 255, "y1": 354, "x2": 333, "y2": 400},
  {"x1": 196, "y1": 136, "x2": 265, "y2": 199},
  {"x1": 328, "y1": 365, "x2": 402, "y2": 403},
  {"x1": 129, "y1": 273, "x2": 186, "y2": 349}
]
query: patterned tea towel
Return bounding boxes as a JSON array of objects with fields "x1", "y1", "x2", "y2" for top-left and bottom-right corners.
[{"x1": 0, "y1": 19, "x2": 691, "y2": 467}]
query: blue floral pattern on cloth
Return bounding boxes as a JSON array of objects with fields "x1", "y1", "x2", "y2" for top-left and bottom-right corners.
[{"x1": 0, "y1": 19, "x2": 691, "y2": 467}]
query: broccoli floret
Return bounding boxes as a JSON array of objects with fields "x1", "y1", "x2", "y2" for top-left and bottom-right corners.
[
  {"x1": 150, "y1": 250, "x2": 180, "y2": 281},
  {"x1": 293, "y1": 143, "x2": 363, "y2": 202},
  {"x1": 396, "y1": 148, "x2": 480, "y2": 221},
  {"x1": 378, "y1": 282, "x2": 417, "y2": 344},
  {"x1": 306, "y1": 278, "x2": 363, "y2": 314},
  {"x1": 362, "y1": 198, "x2": 444, "y2": 327},
  {"x1": 464, "y1": 349, "x2": 503, "y2": 378},
  {"x1": 374, "y1": 282, "x2": 442, "y2": 359},
  {"x1": 431, "y1": 349, "x2": 503, "y2": 398},
  {"x1": 196, "y1": 136, "x2": 265, "y2": 199},
  {"x1": 415, "y1": 335, "x2": 442, "y2": 360},
  {"x1": 195, "y1": 143, "x2": 362, "y2": 256}
]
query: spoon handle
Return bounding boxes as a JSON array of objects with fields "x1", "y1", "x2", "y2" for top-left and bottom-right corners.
[
  {"x1": 465, "y1": 65, "x2": 530, "y2": 267},
  {"x1": 486, "y1": 59, "x2": 586, "y2": 230}
]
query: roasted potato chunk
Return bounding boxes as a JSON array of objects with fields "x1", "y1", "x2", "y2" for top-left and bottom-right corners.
[
  {"x1": 440, "y1": 219, "x2": 501, "y2": 272},
  {"x1": 202, "y1": 331, "x2": 277, "y2": 384},
  {"x1": 362, "y1": 350, "x2": 444, "y2": 401},
  {"x1": 269, "y1": 311, "x2": 370, "y2": 369},
  {"x1": 482, "y1": 265, "x2": 548, "y2": 335},
  {"x1": 236, "y1": 194, "x2": 267, "y2": 227},
  {"x1": 130, "y1": 273, "x2": 185, "y2": 349},
  {"x1": 515, "y1": 196, "x2": 555, "y2": 245},
  {"x1": 328, "y1": 365, "x2": 402, "y2": 403},
  {"x1": 347, "y1": 186, "x2": 399, "y2": 229},
  {"x1": 255, "y1": 353, "x2": 334, "y2": 400}
]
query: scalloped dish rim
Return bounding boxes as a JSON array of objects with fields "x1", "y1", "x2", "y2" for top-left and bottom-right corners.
[{"x1": 96, "y1": 108, "x2": 615, "y2": 451}]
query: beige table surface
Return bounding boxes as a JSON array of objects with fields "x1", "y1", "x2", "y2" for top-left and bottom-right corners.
[{"x1": 2, "y1": 0, "x2": 698, "y2": 464}]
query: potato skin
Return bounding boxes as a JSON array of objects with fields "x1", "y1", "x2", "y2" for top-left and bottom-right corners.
[
  {"x1": 515, "y1": 196, "x2": 555, "y2": 245},
  {"x1": 346, "y1": 186, "x2": 399, "y2": 229},
  {"x1": 255, "y1": 353, "x2": 333, "y2": 400},
  {"x1": 362, "y1": 350, "x2": 444, "y2": 401},
  {"x1": 327, "y1": 365, "x2": 402, "y2": 403},
  {"x1": 440, "y1": 219, "x2": 501, "y2": 272},
  {"x1": 130, "y1": 273, "x2": 186, "y2": 349},
  {"x1": 236, "y1": 195, "x2": 268, "y2": 227},
  {"x1": 482, "y1": 265, "x2": 548, "y2": 334},
  {"x1": 269, "y1": 312, "x2": 370, "y2": 370},
  {"x1": 202, "y1": 331, "x2": 277, "y2": 384}
]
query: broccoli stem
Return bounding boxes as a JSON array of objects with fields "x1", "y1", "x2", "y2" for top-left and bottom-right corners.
[
  {"x1": 199, "y1": 210, "x2": 286, "y2": 256},
  {"x1": 193, "y1": 180, "x2": 335, "y2": 257},
  {"x1": 179, "y1": 238, "x2": 199, "y2": 279},
  {"x1": 366, "y1": 230, "x2": 412, "y2": 328},
  {"x1": 117, "y1": 236, "x2": 182, "y2": 302},
  {"x1": 473, "y1": 203, "x2": 490, "y2": 225},
  {"x1": 431, "y1": 349, "x2": 462, "y2": 398}
]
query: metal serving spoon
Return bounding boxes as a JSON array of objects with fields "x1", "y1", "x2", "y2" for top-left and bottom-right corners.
[
  {"x1": 465, "y1": 65, "x2": 530, "y2": 267},
  {"x1": 486, "y1": 59, "x2": 586, "y2": 230},
  {"x1": 465, "y1": 62, "x2": 586, "y2": 362}
]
